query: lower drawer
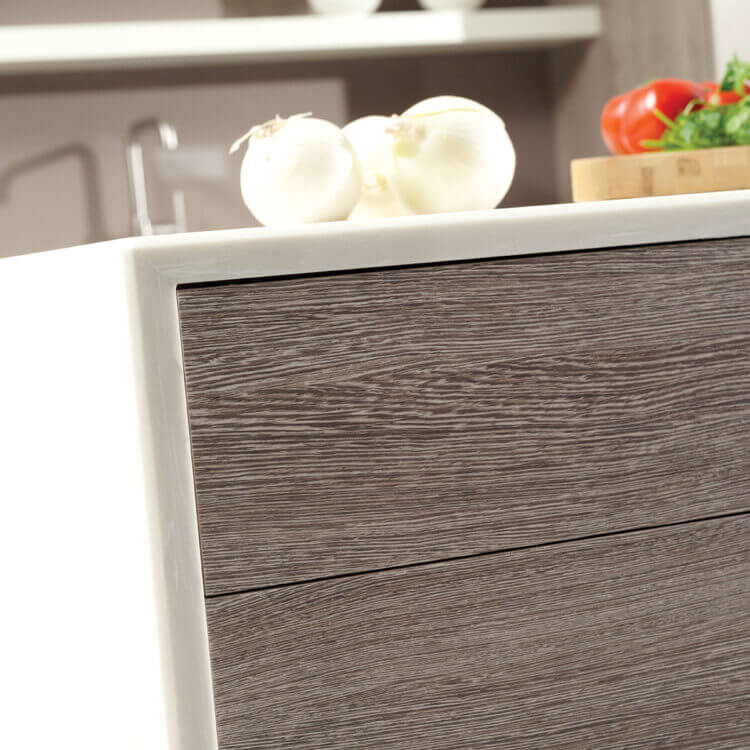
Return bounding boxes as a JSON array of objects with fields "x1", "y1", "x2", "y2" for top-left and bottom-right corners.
[{"x1": 206, "y1": 515, "x2": 750, "y2": 749}]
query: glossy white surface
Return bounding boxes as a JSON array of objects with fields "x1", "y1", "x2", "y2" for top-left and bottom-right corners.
[
  {"x1": 0, "y1": 251, "x2": 179, "y2": 749},
  {"x1": 2, "y1": 191, "x2": 750, "y2": 749},
  {"x1": 0, "y1": 6, "x2": 601, "y2": 74}
]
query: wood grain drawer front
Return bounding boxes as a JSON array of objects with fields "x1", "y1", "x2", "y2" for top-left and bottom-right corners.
[
  {"x1": 206, "y1": 515, "x2": 750, "y2": 749},
  {"x1": 177, "y1": 238, "x2": 750, "y2": 595}
]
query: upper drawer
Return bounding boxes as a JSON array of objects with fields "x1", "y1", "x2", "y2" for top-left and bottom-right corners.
[{"x1": 177, "y1": 238, "x2": 750, "y2": 595}]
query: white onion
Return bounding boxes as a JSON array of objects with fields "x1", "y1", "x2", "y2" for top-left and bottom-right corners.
[
  {"x1": 342, "y1": 116, "x2": 411, "y2": 221},
  {"x1": 230, "y1": 113, "x2": 362, "y2": 227},
  {"x1": 387, "y1": 95, "x2": 515, "y2": 214}
]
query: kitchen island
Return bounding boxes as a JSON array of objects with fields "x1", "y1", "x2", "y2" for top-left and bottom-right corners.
[{"x1": 2, "y1": 191, "x2": 750, "y2": 749}]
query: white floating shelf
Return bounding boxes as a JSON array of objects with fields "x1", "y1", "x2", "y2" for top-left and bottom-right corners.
[{"x1": 0, "y1": 5, "x2": 601, "y2": 75}]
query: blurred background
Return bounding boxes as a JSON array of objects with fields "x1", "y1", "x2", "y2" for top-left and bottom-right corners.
[{"x1": 0, "y1": 0, "x2": 746, "y2": 258}]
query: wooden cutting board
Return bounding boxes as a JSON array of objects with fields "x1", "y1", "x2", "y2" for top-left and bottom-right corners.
[{"x1": 571, "y1": 144, "x2": 750, "y2": 202}]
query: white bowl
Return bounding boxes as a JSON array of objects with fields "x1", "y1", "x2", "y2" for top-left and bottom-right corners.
[
  {"x1": 418, "y1": 0, "x2": 485, "y2": 9},
  {"x1": 308, "y1": 0, "x2": 383, "y2": 13}
]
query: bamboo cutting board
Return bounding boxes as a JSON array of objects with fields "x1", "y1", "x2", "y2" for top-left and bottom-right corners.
[{"x1": 571, "y1": 144, "x2": 750, "y2": 202}]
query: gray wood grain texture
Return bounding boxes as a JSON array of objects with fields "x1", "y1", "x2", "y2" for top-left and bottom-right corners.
[
  {"x1": 206, "y1": 515, "x2": 750, "y2": 749},
  {"x1": 177, "y1": 238, "x2": 750, "y2": 595},
  {"x1": 549, "y1": 0, "x2": 715, "y2": 200}
]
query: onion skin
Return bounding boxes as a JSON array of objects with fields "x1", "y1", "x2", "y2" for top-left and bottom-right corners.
[
  {"x1": 239, "y1": 116, "x2": 362, "y2": 227},
  {"x1": 348, "y1": 179, "x2": 411, "y2": 221},
  {"x1": 343, "y1": 116, "x2": 411, "y2": 221},
  {"x1": 389, "y1": 95, "x2": 516, "y2": 214}
]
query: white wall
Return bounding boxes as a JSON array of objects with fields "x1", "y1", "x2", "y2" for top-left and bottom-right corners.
[{"x1": 711, "y1": 0, "x2": 750, "y2": 76}]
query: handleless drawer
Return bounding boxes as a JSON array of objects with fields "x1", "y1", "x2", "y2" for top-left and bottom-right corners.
[
  {"x1": 177, "y1": 238, "x2": 750, "y2": 595},
  {"x1": 205, "y1": 515, "x2": 750, "y2": 749}
]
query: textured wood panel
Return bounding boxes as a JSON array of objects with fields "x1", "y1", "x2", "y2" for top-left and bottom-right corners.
[
  {"x1": 177, "y1": 238, "x2": 750, "y2": 595},
  {"x1": 550, "y1": 0, "x2": 715, "y2": 200},
  {"x1": 571, "y1": 144, "x2": 750, "y2": 202},
  {"x1": 206, "y1": 515, "x2": 750, "y2": 749}
]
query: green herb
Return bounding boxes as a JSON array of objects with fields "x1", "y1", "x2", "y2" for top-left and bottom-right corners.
[
  {"x1": 720, "y1": 54, "x2": 750, "y2": 93},
  {"x1": 644, "y1": 57, "x2": 750, "y2": 151},
  {"x1": 643, "y1": 99, "x2": 750, "y2": 150}
]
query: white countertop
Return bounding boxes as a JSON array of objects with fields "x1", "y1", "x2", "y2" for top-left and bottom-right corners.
[
  {"x1": 8, "y1": 189, "x2": 750, "y2": 283},
  {"x1": 2, "y1": 190, "x2": 750, "y2": 750}
]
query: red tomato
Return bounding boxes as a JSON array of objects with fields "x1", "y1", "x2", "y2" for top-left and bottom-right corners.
[
  {"x1": 619, "y1": 79, "x2": 705, "y2": 153},
  {"x1": 601, "y1": 92, "x2": 630, "y2": 155},
  {"x1": 701, "y1": 80, "x2": 749, "y2": 106}
]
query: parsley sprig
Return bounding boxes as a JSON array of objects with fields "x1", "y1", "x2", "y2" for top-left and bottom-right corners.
[
  {"x1": 643, "y1": 56, "x2": 750, "y2": 151},
  {"x1": 720, "y1": 54, "x2": 750, "y2": 94}
]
